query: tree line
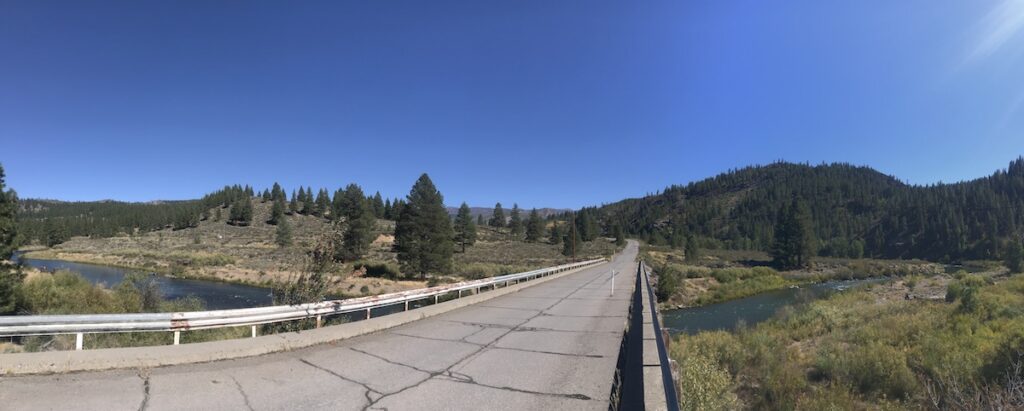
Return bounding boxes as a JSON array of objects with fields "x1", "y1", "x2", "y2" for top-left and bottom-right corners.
[{"x1": 600, "y1": 158, "x2": 1024, "y2": 265}]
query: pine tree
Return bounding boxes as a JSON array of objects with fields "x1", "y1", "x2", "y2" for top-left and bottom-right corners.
[
  {"x1": 214, "y1": 207, "x2": 222, "y2": 222},
  {"x1": 509, "y1": 204, "x2": 523, "y2": 239},
  {"x1": 392, "y1": 199, "x2": 406, "y2": 219},
  {"x1": 372, "y1": 192, "x2": 385, "y2": 218},
  {"x1": 549, "y1": 221, "x2": 562, "y2": 245},
  {"x1": 383, "y1": 198, "x2": 394, "y2": 220},
  {"x1": 0, "y1": 164, "x2": 17, "y2": 260},
  {"x1": 275, "y1": 216, "x2": 292, "y2": 247},
  {"x1": 314, "y1": 189, "x2": 330, "y2": 217},
  {"x1": 228, "y1": 196, "x2": 254, "y2": 226},
  {"x1": 289, "y1": 190, "x2": 299, "y2": 215},
  {"x1": 685, "y1": 233, "x2": 699, "y2": 263},
  {"x1": 454, "y1": 202, "x2": 477, "y2": 252},
  {"x1": 525, "y1": 208, "x2": 544, "y2": 242},
  {"x1": 613, "y1": 224, "x2": 625, "y2": 246},
  {"x1": 44, "y1": 219, "x2": 69, "y2": 247},
  {"x1": 271, "y1": 182, "x2": 284, "y2": 202},
  {"x1": 302, "y1": 187, "x2": 315, "y2": 215},
  {"x1": 394, "y1": 174, "x2": 454, "y2": 278},
  {"x1": 477, "y1": 214, "x2": 485, "y2": 226},
  {"x1": 338, "y1": 184, "x2": 376, "y2": 261},
  {"x1": 1005, "y1": 239, "x2": 1024, "y2": 274},
  {"x1": 489, "y1": 203, "x2": 505, "y2": 228},
  {"x1": 0, "y1": 163, "x2": 22, "y2": 314},
  {"x1": 269, "y1": 197, "x2": 285, "y2": 225},
  {"x1": 772, "y1": 198, "x2": 815, "y2": 270}
]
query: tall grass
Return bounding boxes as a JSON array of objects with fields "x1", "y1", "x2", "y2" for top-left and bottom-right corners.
[{"x1": 670, "y1": 274, "x2": 1024, "y2": 409}]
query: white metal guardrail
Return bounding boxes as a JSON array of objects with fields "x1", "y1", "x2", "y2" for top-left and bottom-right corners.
[{"x1": 0, "y1": 259, "x2": 604, "y2": 350}]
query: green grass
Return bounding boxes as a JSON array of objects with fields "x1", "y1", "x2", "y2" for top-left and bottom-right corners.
[{"x1": 671, "y1": 274, "x2": 1024, "y2": 409}]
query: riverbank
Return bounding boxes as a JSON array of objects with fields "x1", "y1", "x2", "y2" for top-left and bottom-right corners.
[
  {"x1": 670, "y1": 271, "x2": 1024, "y2": 409},
  {"x1": 642, "y1": 246, "x2": 967, "y2": 310}
]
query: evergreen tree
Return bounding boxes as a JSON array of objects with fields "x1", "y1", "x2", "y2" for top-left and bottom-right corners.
[
  {"x1": 289, "y1": 189, "x2": 299, "y2": 215},
  {"x1": 392, "y1": 199, "x2": 406, "y2": 220},
  {"x1": 0, "y1": 164, "x2": 22, "y2": 314},
  {"x1": 685, "y1": 233, "x2": 699, "y2": 263},
  {"x1": 489, "y1": 203, "x2": 506, "y2": 228},
  {"x1": 338, "y1": 184, "x2": 376, "y2": 261},
  {"x1": 271, "y1": 182, "x2": 284, "y2": 201},
  {"x1": 525, "y1": 208, "x2": 544, "y2": 242},
  {"x1": 302, "y1": 187, "x2": 315, "y2": 215},
  {"x1": 477, "y1": 214, "x2": 485, "y2": 226},
  {"x1": 313, "y1": 189, "x2": 329, "y2": 217},
  {"x1": 228, "y1": 197, "x2": 254, "y2": 226},
  {"x1": 268, "y1": 197, "x2": 286, "y2": 225},
  {"x1": 372, "y1": 192, "x2": 385, "y2": 218},
  {"x1": 0, "y1": 164, "x2": 18, "y2": 259},
  {"x1": 383, "y1": 198, "x2": 394, "y2": 220},
  {"x1": 1005, "y1": 239, "x2": 1024, "y2": 274},
  {"x1": 394, "y1": 174, "x2": 454, "y2": 278},
  {"x1": 275, "y1": 215, "x2": 292, "y2": 246},
  {"x1": 214, "y1": 207, "x2": 222, "y2": 222},
  {"x1": 44, "y1": 219, "x2": 69, "y2": 247},
  {"x1": 613, "y1": 224, "x2": 625, "y2": 246},
  {"x1": 331, "y1": 188, "x2": 345, "y2": 221},
  {"x1": 549, "y1": 221, "x2": 562, "y2": 245},
  {"x1": 772, "y1": 198, "x2": 815, "y2": 270},
  {"x1": 454, "y1": 202, "x2": 477, "y2": 252},
  {"x1": 509, "y1": 204, "x2": 524, "y2": 239}
]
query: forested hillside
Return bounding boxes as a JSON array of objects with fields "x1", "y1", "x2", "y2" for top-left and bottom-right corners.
[
  {"x1": 16, "y1": 184, "x2": 402, "y2": 246},
  {"x1": 602, "y1": 158, "x2": 1024, "y2": 262}
]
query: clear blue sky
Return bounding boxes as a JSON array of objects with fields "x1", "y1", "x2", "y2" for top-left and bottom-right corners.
[{"x1": 2, "y1": 1, "x2": 1023, "y2": 208}]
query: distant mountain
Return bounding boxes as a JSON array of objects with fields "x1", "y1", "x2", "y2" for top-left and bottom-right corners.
[
  {"x1": 445, "y1": 206, "x2": 568, "y2": 220},
  {"x1": 599, "y1": 159, "x2": 1024, "y2": 262}
]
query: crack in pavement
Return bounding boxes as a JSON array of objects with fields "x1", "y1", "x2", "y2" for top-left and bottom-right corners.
[
  {"x1": 441, "y1": 370, "x2": 594, "y2": 401},
  {"x1": 298, "y1": 358, "x2": 381, "y2": 407},
  {"x1": 387, "y1": 331, "x2": 485, "y2": 347},
  {"x1": 137, "y1": 372, "x2": 151, "y2": 411},
  {"x1": 356, "y1": 268, "x2": 614, "y2": 409},
  {"x1": 488, "y1": 345, "x2": 606, "y2": 359},
  {"x1": 230, "y1": 376, "x2": 255, "y2": 411}
]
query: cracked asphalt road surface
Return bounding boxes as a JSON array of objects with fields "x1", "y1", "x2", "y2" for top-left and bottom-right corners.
[{"x1": 0, "y1": 242, "x2": 637, "y2": 411}]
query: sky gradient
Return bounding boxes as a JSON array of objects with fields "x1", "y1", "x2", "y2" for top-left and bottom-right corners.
[{"x1": 2, "y1": 1, "x2": 1023, "y2": 208}]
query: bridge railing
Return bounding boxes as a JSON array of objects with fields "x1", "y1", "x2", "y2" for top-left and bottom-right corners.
[
  {"x1": 0, "y1": 259, "x2": 604, "y2": 350},
  {"x1": 639, "y1": 261, "x2": 681, "y2": 411}
]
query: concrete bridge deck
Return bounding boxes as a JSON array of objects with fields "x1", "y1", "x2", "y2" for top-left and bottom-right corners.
[{"x1": 0, "y1": 242, "x2": 637, "y2": 411}]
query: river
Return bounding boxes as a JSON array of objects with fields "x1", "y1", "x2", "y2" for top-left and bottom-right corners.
[
  {"x1": 13, "y1": 252, "x2": 273, "y2": 310},
  {"x1": 662, "y1": 279, "x2": 875, "y2": 335}
]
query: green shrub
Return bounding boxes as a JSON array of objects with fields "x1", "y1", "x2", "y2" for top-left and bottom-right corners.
[
  {"x1": 17, "y1": 270, "x2": 121, "y2": 314},
  {"x1": 818, "y1": 342, "x2": 917, "y2": 400},
  {"x1": 677, "y1": 352, "x2": 738, "y2": 411},
  {"x1": 353, "y1": 261, "x2": 401, "y2": 280}
]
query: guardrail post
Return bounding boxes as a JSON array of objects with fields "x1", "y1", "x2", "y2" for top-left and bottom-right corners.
[
  {"x1": 434, "y1": 294, "x2": 439, "y2": 305},
  {"x1": 404, "y1": 301, "x2": 409, "y2": 311},
  {"x1": 251, "y1": 325, "x2": 256, "y2": 338},
  {"x1": 173, "y1": 331, "x2": 180, "y2": 345},
  {"x1": 316, "y1": 315, "x2": 322, "y2": 328},
  {"x1": 75, "y1": 333, "x2": 83, "y2": 351},
  {"x1": 366, "y1": 308, "x2": 371, "y2": 320}
]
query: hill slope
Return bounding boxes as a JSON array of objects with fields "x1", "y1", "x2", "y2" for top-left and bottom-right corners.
[{"x1": 601, "y1": 158, "x2": 1024, "y2": 262}]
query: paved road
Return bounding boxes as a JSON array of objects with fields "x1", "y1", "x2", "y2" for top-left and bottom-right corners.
[{"x1": 0, "y1": 242, "x2": 638, "y2": 411}]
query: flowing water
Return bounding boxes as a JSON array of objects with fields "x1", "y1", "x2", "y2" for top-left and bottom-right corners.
[
  {"x1": 662, "y1": 279, "x2": 875, "y2": 335},
  {"x1": 13, "y1": 252, "x2": 273, "y2": 310}
]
